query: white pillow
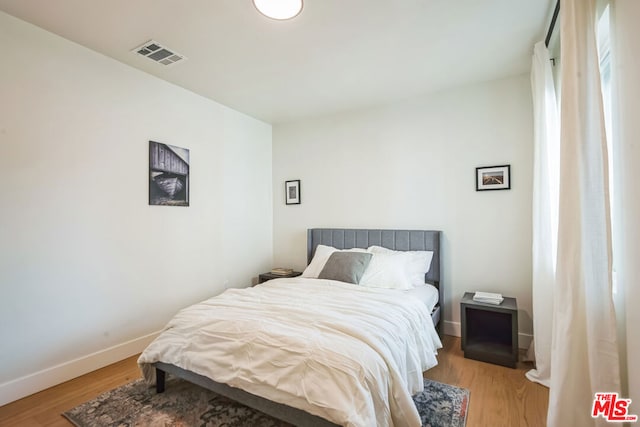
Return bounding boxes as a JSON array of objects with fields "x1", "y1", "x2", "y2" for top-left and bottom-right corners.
[
  {"x1": 359, "y1": 250, "x2": 413, "y2": 290},
  {"x1": 302, "y1": 245, "x2": 367, "y2": 278},
  {"x1": 368, "y1": 246, "x2": 434, "y2": 287}
]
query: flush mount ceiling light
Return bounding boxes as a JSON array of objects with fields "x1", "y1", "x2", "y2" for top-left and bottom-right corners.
[{"x1": 253, "y1": 0, "x2": 303, "y2": 20}]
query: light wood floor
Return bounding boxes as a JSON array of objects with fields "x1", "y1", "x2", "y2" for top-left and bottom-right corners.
[
  {"x1": 0, "y1": 335, "x2": 548, "y2": 427},
  {"x1": 424, "y1": 335, "x2": 548, "y2": 427}
]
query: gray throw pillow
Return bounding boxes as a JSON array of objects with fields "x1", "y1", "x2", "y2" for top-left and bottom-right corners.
[{"x1": 318, "y1": 252, "x2": 373, "y2": 284}]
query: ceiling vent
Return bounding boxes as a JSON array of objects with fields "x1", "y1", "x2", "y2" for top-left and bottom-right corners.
[{"x1": 132, "y1": 40, "x2": 186, "y2": 66}]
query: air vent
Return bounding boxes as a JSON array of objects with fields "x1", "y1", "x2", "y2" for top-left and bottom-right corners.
[{"x1": 132, "y1": 40, "x2": 186, "y2": 66}]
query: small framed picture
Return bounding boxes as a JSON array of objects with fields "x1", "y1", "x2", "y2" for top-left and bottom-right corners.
[
  {"x1": 476, "y1": 165, "x2": 511, "y2": 191},
  {"x1": 285, "y1": 180, "x2": 301, "y2": 205}
]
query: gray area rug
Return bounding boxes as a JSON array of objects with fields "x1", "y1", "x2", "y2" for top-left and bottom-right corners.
[{"x1": 64, "y1": 376, "x2": 469, "y2": 427}]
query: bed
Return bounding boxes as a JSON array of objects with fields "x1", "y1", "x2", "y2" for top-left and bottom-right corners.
[{"x1": 138, "y1": 228, "x2": 443, "y2": 427}]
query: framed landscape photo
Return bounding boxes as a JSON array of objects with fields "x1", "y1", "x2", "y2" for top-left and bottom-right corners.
[
  {"x1": 285, "y1": 180, "x2": 301, "y2": 205},
  {"x1": 476, "y1": 165, "x2": 511, "y2": 191}
]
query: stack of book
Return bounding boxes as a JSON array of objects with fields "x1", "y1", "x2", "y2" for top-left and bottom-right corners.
[
  {"x1": 270, "y1": 267, "x2": 294, "y2": 276},
  {"x1": 473, "y1": 291, "x2": 504, "y2": 305}
]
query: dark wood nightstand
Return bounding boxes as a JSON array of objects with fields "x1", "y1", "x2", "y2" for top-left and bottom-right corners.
[
  {"x1": 460, "y1": 292, "x2": 518, "y2": 368},
  {"x1": 258, "y1": 271, "x2": 302, "y2": 284}
]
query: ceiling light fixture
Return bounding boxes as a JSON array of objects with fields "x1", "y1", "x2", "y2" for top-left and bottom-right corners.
[{"x1": 253, "y1": 0, "x2": 303, "y2": 20}]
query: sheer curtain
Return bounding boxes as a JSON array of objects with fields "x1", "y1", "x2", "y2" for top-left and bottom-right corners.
[
  {"x1": 527, "y1": 41, "x2": 559, "y2": 388},
  {"x1": 547, "y1": 0, "x2": 621, "y2": 425}
]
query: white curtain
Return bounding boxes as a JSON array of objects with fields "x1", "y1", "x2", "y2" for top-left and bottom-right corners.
[
  {"x1": 527, "y1": 42, "x2": 559, "y2": 388},
  {"x1": 547, "y1": 0, "x2": 621, "y2": 425}
]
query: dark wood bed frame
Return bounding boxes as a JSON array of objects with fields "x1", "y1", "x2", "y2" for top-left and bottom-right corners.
[{"x1": 153, "y1": 228, "x2": 443, "y2": 427}]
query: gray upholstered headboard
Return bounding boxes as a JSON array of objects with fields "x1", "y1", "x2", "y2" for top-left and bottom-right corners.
[
  {"x1": 307, "y1": 228, "x2": 443, "y2": 334},
  {"x1": 307, "y1": 228, "x2": 441, "y2": 286}
]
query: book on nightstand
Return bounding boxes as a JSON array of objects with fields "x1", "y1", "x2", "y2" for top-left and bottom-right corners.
[{"x1": 270, "y1": 267, "x2": 294, "y2": 276}]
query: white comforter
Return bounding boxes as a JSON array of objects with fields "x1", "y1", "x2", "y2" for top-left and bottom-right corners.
[{"x1": 138, "y1": 278, "x2": 442, "y2": 427}]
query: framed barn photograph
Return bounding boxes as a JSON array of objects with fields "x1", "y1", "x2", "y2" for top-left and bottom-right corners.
[
  {"x1": 476, "y1": 165, "x2": 511, "y2": 191},
  {"x1": 149, "y1": 141, "x2": 190, "y2": 206},
  {"x1": 285, "y1": 180, "x2": 301, "y2": 205}
]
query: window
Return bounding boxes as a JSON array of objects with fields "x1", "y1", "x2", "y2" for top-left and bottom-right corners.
[{"x1": 597, "y1": 4, "x2": 617, "y2": 294}]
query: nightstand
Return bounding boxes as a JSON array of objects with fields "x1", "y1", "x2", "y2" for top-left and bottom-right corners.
[
  {"x1": 258, "y1": 271, "x2": 302, "y2": 284},
  {"x1": 460, "y1": 292, "x2": 518, "y2": 368}
]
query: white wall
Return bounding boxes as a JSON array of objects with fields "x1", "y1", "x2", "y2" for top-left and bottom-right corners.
[
  {"x1": 222, "y1": 109, "x2": 273, "y2": 287},
  {"x1": 272, "y1": 75, "x2": 534, "y2": 340},
  {"x1": 613, "y1": 0, "x2": 640, "y2": 402},
  {"x1": 0, "y1": 11, "x2": 272, "y2": 404}
]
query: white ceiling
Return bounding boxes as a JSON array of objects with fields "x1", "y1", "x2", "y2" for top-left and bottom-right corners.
[{"x1": 0, "y1": 0, "x2": 553, "y2": 124}]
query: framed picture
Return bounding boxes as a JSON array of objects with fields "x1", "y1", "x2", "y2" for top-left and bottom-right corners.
[
  {"x1": 476, "y1": 165, "x2": 511, "y2": 191},
  {"x1": 285, "y1": 180, "x2": 301, "y2": 205},
  {"x1": 149, "y1": 141, "x2": 190, "y2": 206}
]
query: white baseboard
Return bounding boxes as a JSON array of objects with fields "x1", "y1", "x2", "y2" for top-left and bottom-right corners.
[
  {"x1": 0, "y1": 331, "x2": 161, "y2": 407},
  {"x1": 518, "y1": 332, "x2": 533, "y2": 349},
  {"x1": 442, "y1": 320, "x2": 533, "y2": 350},
  {"x1": 443, "y1": 320, "x2": 461, "y2": 337}
]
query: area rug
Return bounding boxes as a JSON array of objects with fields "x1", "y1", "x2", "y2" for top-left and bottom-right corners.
[{"x1": 63, "y1": 377, "x2": 469, "y2": 427}]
